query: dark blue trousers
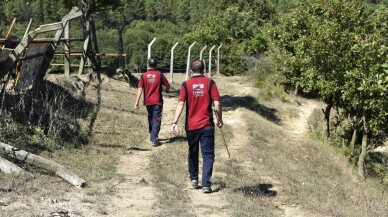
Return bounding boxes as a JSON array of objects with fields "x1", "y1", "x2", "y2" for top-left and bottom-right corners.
[
  {"x1": 146, "y1": 104, "x2": 162, "y2": 143},
  {"x1": 186, "y1": 127, "x2": 215, "y2": 188}
]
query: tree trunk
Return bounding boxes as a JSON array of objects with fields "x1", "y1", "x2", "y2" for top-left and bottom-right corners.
[
  {"x1": 80, "y1": 3, "x2": 99, "y2": 74},
  {"x1": 322, "y1": 103, "x2": 332, "y2": 139},
  {"x1": 118, "y1": 25, "x2": 125, "y2": 68},
  {"x1": 0, "y1": 156, "x2": 34, "y2": 178},
  {"x1": 349, "y1": 129, "x2": 358, "y2": 161},
  {"x1": 358, "y1": 116, "x2": 368, "y2": 180},
  {"x1": 38, "y1": 0, "x2": 44, "y2": 23},
  {"x1": 0, "y1": 142, "x2": 86, "y2": 187},
  {"x1": 294, "y1": 83, "x2": 299, "y2": 95},
  {"x1": 90, "y1": 17, "x2": 101, "y2": 69}
]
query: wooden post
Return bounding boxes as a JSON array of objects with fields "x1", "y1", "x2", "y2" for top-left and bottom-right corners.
[
  {"x1": 170, "y1": 42, "x2": 179, "y2": 83},
  {"x1": 23, "y1": 18, "x2": 34, "y2": 38},
  {"x1": 2, "y1": 18, "x2": 16, "y2": 49},
  {"x1": 64, "y1": 22, "x2": 70, "y2": 76}
]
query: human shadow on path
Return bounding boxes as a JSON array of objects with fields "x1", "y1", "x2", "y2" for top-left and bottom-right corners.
[
  {"x1": 158, "y1": 136, "x2": 187, "y2": 144},
  {"x1": 234, "y1": 184, "x2": 277, "y2": 197},
  {"x1": 221, "y1": 95, "x2": 280, "y2": 124}
]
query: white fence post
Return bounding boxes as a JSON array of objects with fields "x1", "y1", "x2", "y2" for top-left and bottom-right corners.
[
  {"x1": 147, "y1": 37, "x2": 156, "y2": 70},
  {"x1": 200, "y1": 45, "x2": 207, "y2": 60},
  {"x1": 170, "y1": 42, "x2": 179, "y2": 83},
  {"x1": 217, "y1": 44, "x2": 223, "y2": 74},
  {"x1": 208, "y1": 45, "x2": 216, "y2": 77},
  {"x1": 186, "y1": 42, "x2": 196, "y2": 80}
]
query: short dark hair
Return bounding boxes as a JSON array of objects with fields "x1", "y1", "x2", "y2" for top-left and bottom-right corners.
[
  {"x1": 148, "y1": 58, "x2": 157, "y2": 68},
  {"x1": 191, "y1": 60, "x2": 204, "y2": 73}
]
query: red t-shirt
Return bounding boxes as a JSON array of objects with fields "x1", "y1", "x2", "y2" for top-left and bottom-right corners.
[
  {"x1": 139, "y1": 70, "x2": 169, "y2": 106},
  {"x1": 178, "y1": 75, "x2": 220, "y2": 131}
]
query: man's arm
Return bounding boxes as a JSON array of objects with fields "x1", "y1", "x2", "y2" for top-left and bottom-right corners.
[
  {"x1": 165, "y1": 82, "x2": 171, "y2": 93},
  {"x1": 214, "y1": 100, "x2": 223, "y2": 128},
  {"x1": 162, "y1": 74, "x2": 171, "y2": 93},
  {"x1": 134, "y1": 87, "x2": 143, "y2": 109},
  {"x1": 172, "y1": 101, "x2": 185, "y2": 134}
]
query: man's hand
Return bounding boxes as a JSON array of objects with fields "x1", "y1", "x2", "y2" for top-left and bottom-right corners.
[
  {"x1": 134, "y1": 102, "x2": 140, "y2": 110},
  {"x1": 217, "y1": 120, "x2": 223, "y2": 128},
  {"x1": 172, "y1": 123, "x2": 179, "y2": 135}
]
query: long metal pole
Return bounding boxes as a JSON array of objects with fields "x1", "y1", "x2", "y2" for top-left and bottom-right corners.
[
  {"x1": 199, "y1": 45, "x2": 207, "y2": 60},
  {"x1": 217, "y1": 44, "x2": 223, "y2": 74},
  {"x1": 147, "y1": 37, "x2": 156, "y2": 70},
  {"x1": 186, "y1": 42, "x2": 196, "y2": 80},
  {"x1": 213, "y1": 108, "x2": 230, "y2": 158},
  {"x1": 208, "y1": 45, "x2": 216, "y2": 77},
  {"x1": 170, "y1": 42, "x2": 179, "y2": 83}
]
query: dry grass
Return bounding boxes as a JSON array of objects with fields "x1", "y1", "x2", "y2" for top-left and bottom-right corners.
[
  {"x1": 0, "y1": 73, "x2": 144, "y2": 216},
  {"x1": 241, "y1": 102, "x2": 388, "y2": 217}
]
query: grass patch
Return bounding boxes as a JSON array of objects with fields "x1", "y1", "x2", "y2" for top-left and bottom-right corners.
[
  {"x1": 216, "y1": 124, "x2": 280, "y2": 217},
  {"x1": 244, "y1": 108, "x2": 388, "y2": 217},
  {"x1": 0, "y1": 73, "x2": 144, "y2": 216},
  {"x1": 149, "y1": 141, "x2": 195, "y2": 217}
]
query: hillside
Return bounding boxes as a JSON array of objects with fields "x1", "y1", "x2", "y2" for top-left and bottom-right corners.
[{"x1": 1, "y1": 73, "x2": 388, "y2": 217}]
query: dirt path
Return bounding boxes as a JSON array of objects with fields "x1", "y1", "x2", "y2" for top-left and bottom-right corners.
[
  {"x1": 105, "y1": 74, "x2": 231, "y2": 217},
  {"x1": 160, "y1": 81, "x2": 231, "y2": 217}
]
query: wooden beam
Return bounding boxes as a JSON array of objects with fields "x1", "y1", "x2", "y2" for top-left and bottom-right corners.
[
  {"x1": 0, "y1": 156, "x2": 34, "y2": 178},
  {"x1": 78, "y1": 35, "x2": 89, "y2": 75},
  {"x1": 0, "y1": 142, "x2": 86, "y2": 187},
  {"x1": 35, "y1": 6, "x2": 82, "y2": 82},
  {"x1": 55, "y1": 52, "x2": 127, "y2": 56},
  {"x1": 23, "y1": 18, "x2": 34, "y2": 38},
  {"x1": 64, "y1": 22, "x2": 70, "y2": 76},
  {"x1": 1, "y1": 18, "x2": 16, "y2": 49}
]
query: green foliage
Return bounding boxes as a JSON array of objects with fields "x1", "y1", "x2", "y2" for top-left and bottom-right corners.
[
  {"x1": 266, "y1": 0, "x2": 387, "y2": 144},
  {"x1": 342, "y1": 6, "x2": 388, "y2": 139},
  {"x1": 188, "y1": 0, "x2": 276, "y2": 74}
]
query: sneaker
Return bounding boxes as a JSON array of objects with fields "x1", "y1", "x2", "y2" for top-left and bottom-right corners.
[
  {"x1": 191, "y1": 180, "x2": 198, "y2": 189},
  {"x1": 152, "y1": 141, "x2": 160, "y2": 147},
  {"x1": 202, "y1": 186, "x2": 212, "y2": 193}
]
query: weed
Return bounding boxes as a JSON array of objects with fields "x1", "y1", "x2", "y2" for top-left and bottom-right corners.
[{"x1": 0, "y1": 80, "x2": 92, "y2": 151}]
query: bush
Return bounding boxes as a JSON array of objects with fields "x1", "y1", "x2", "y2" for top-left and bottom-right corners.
[{"x1": 0, "y1": 81, "x2": 92, "y2": 152}]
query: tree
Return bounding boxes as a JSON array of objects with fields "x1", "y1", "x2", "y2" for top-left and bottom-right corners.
[
  {"x1": 62, "y1": 0, "x2": 121, "y2": 71},
  {"x1": 188, "y1": 0, "x2": 275, "y2": 75},
  {"x1": 266, "y1": 0, "x2": 387, "y2": 179},
  {"x1": 342, "y1": 5, "x2": 388, "y2": 179},
  {"x1": 266, "y1": 0, "x2": 369, "y2": 138},
  {"x1": 104, "y1": 0, "x2": 145, "y2": 68}
]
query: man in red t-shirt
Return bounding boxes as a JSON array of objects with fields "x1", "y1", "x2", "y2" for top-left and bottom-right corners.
[
  {"x1": 172, "y1": 59, "x2": 223, "y2": 193},
  {"x1": 134, "y1": 58, "x2": 170, "y2": 147}
]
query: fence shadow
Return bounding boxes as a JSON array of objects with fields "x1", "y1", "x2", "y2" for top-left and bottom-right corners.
[{"x1": 221, "y1": 95, "x2": 280, "y2": 124}]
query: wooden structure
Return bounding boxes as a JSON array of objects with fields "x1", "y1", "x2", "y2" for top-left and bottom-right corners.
[
  {"x1": 0, "y1": 8, "x2": 86, "y2": 187},
  {"x1": 0, "y1": 142, "x2": 85, "y2": 187},
  {"x1": 0, "y1": 7, "x2": 82, "y2": 90}
]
